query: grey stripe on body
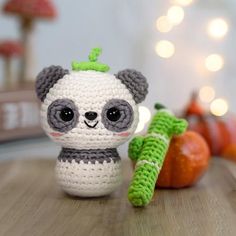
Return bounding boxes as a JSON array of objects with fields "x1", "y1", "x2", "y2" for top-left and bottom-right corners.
[{"x1": 58, "y1": 148, "x2": 120, "y2": 164}]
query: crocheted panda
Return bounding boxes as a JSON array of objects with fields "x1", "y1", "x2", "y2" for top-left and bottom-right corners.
[{"x1": 35, "y1": 48, "x2": 148, "y2": 197}]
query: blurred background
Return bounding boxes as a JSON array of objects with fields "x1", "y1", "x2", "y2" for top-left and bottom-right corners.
[{"x1": 0, "y1": 0, "x2": 235, "y2": 160}]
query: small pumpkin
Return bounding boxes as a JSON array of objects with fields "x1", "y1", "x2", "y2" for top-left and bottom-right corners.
[
  {"x1": 222, "y1": 144, "x2": 236, "y2": 162},
  {"x1": 183, "y1": 93, "x2": 236, "y2": 157},
  {"x1": 156, "y1": 131, "x2": 210, "y2": 188},
  {"x1": 187, "y1": 114, "x2": 236, "y2": 156},
  {"x1": 184, "y1": 92, "x2": 204, "y2": 117}
]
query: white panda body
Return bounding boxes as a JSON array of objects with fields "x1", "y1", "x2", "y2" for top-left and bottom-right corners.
[
  {"x1": 36, "y1": 61, "x2": 148, "y2": 197},
  {"x1": 56, "y1": 159, "x2": 122, "y2": 197}
]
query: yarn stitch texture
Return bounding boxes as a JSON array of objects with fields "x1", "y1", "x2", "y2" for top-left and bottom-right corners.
[
  {"x1": 58, "y1": 148, "x2": 120, "y2": 164},
  {"x1": 128, "y1": 104, "x2": 188, "y2": 207},
  {"x1": 56, "y1": 159, "x2": 122, "y2": 197},
  {"x1": 35, "y1": 48, "x2": 149, "y2": 197},
  {"x1": 35, "y1": 65, "x2": 69, "y2": 102},
  {"x1": 116, "y1": 69, "x2": 148, "y2": 104},
  {"x1": 72, "y1": 48, "x2": 110, "y2": 72},
  {"x1": 101, "y1": 99, "x2": 134, "y2": 132},
  {"x1": 47, "y1": 99, "x2": 79, "y2": 132}
]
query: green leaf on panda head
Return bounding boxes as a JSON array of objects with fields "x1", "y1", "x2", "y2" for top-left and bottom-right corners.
[
  {"x1": 72, "y1": 48, "x2": 110, "y2": 72},
  {"x1": 88, "y1": 48, "x2": 102, "y2": 62}
]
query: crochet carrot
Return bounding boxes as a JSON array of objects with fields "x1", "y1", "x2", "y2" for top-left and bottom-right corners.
[{"x1": 128, "y1": 104, "x2": 188, "y2": 207}]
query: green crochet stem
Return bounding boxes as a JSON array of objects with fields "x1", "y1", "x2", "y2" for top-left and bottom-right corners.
[
  {"x1": 72, "y1": 47, "x2": 110, "y2": 72},
  {"x1": 128, "y1": 104, "x2": 188, "y2": 207}
]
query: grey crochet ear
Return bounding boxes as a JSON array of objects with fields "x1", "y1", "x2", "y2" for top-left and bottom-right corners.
[
  {"x1": 35, "y1": 65, "x2": 69, "y2": 102},
  {"x1": 115, "y1": 69, "x2": 148, "y2": 104}
]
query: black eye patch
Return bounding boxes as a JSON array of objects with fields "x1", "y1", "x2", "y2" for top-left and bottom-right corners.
[
  {"x1": 47, "y1": 99, "x2": 79, "y2": 132},
  {"x1": 101, "y1": 99, "x2": 133, "y2": 132}
]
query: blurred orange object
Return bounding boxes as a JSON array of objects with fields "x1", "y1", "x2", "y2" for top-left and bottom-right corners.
[
  {"x1": 183, "y1": 93, "x2": 236, "y2": 161},
  {"x1": 184, "y1": 92, "x2": 204, "y2": 117},
  {"x1": 156, "y1": 131, "x2": 210, "y2": 188},
  {"x1": 187, "y1": 115, "x2": 236, "y2": 156},
  {"x1": 222, "y1": 144, "x2": 236, "y2": 162}
]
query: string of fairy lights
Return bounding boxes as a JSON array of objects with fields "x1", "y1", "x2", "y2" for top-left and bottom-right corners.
[
  {"x1": 135, "y1": 0, "x2": 229, "y2": 133},
  {"x1": 155, "y1": 0, "x2": 229, "y2": 117}
]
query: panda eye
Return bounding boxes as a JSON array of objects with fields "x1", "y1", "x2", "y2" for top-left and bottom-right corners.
[
  {"x1": 102, "y1": 99, "x2": 133, "y2": 132},
  {"x1": 106, "y1": 107, "x2": 121, "y2": 121},
  {"x1": 60, "y1": 108, "x2": 74, "y2": 122},
  {"x1": 47, "y1": 99, "x2": 79, "y2": 132}
]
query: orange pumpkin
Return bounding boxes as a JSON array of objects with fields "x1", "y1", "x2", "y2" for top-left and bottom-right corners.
[
  {"x1": 222, "y1": 144, "x2": 236, "y2": 162},
  {"x1": 187, "y1": 114, "x2": 236, "y2": 156},
  {"x1": 156, "y1": 131, "x2": 210, "y2": 188},
  {"x1": 183, "y1": 94, "x2": 236, "y2": 157},
  {"x1": 184, "y1": 92, "x2": 204, "y2": 117}
]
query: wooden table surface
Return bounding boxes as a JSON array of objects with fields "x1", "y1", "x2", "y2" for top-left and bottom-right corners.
[{"x1": 0, "y1": 158, "x2": 236, "y2": 236}]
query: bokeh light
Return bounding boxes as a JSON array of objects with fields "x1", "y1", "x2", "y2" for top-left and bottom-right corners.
[
  {"x1": 205, "y1": 54, "x2": 224, "y2": 72},
  {"x1": 135, "y1": 106, "x2": 151, "y2": 133},
  {"x1": 167, "y1": 6, "x2": 185, "y2": 25},
  {"x1": 210, "y1": 98, "x2": 228, "y2": 116},
  {"x1": 174, "y1": 0, "x2": 193, "y2": 6},
  {"x1": 207, "y1": 18, "x2": 228, "y2": 39},
  {"x1": 155, "y1": 40, "x2": 175, "y2": 58},
  {"x1": 199, "y1": 86, "x2": 215, "y2": 103},
  {"x1": 156, "y1": 16, "x2": 173, "y2": 33}
]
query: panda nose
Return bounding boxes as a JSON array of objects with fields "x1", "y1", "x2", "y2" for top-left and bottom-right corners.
[{"x1": 85, "y1": 111, "x2": 97, "y2": 121}]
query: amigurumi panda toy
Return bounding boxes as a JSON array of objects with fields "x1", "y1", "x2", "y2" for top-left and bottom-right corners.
[{"x1": 35, "y1": 48, "x2": 148, "y2": 197}]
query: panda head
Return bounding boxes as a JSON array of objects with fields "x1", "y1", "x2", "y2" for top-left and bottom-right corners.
[{"x1": 35, "y1": 48, "x2": 148, "y2": 149}]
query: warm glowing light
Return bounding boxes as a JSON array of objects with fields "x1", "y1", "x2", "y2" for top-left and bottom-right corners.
[
  {"x1": 167, "y1": 6, "x2": 184, "y2": 25},
  {"x1": 135, "y1": 106, "x2": 151, "y2": 133},
  {"x1": 174, "y1": 0, "x2": 193, "y2": 6},
  {"x1": 155, "y1": 40, "x2": 175, "y2": 58},
  {"x1": 210, "y1": 98, "x2": 228, "y2": 116},
  {"x1": 207, "y1": 18, "x2": 228, "y2": 39},
  {"x1": 156, "y1": 16, "x2": 173, "y2": 33},
  {"x1": 199, "y1": 86, "x2": 215, "y2": 103},
  {"x1": 205, "y1": 54, "x2": 224, "y2": 72}
]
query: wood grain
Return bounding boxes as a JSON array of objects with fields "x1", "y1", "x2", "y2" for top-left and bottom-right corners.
[{"x1": 0, "y1": 158, "x2": 235, "y2": 236}]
